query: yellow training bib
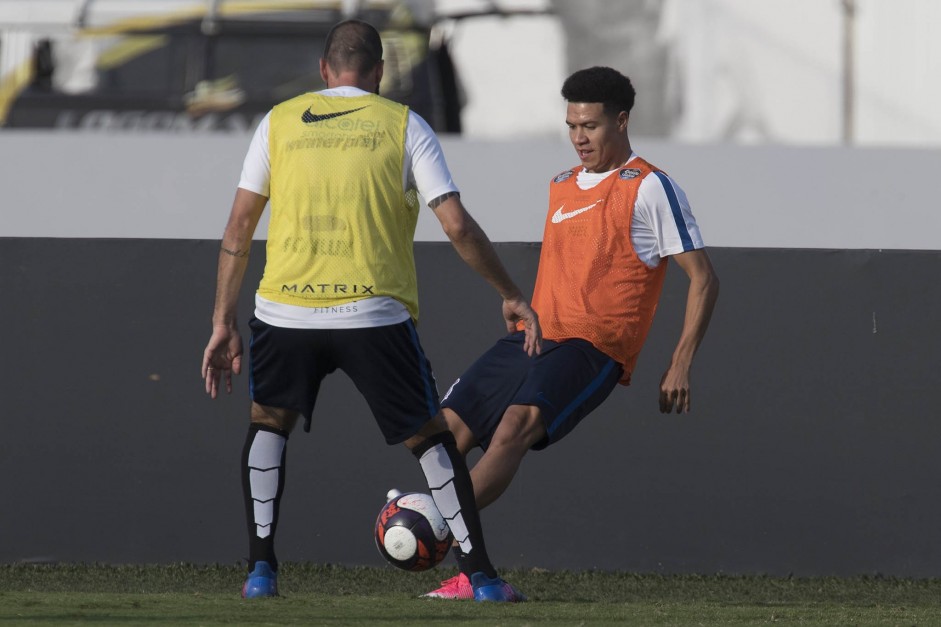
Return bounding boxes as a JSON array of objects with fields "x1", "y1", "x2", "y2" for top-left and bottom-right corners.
[{"x1": 258, "y1": 93, "x2": 421, "y2": 320}]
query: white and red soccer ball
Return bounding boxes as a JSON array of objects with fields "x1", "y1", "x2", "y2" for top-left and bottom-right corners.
[{"x1": 375, "y1": 489, "x2": 453, "y2": 571}]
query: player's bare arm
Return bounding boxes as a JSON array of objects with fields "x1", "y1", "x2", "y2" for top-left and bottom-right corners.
[
  {"x1": 659, "y1": 248, "x2": 720, "y2": 414},
  {"x1": 430, "y1": 192, "x2": 542, "y2": 355},
  {"x1": 428, "y1": 191, "x2": 459, "y2": 210},
  {"x1": 202, "y1": 188, "x2": 269, "y2": 398},
  {"x1": 221, "y1": 246, "x2": 250, "y2": 258}
]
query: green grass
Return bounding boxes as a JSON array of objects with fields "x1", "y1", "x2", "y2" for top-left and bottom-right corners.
[{"x1": 2, "y1": 563, "x2": 941, "y2": 626}]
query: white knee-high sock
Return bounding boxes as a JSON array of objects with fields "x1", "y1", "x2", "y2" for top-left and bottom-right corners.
[
  {"x1": 414, "y1": 431, "x2": 497, "y2": 578},
  {"x1": 417, "y1": 442, "x2": 472, "y2": 552},
  {"x1": 242, "y1": 424, "x2": 287, "y2": 570}
]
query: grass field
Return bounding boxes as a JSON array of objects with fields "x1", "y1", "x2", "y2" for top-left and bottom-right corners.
[{"x1": 2, "y1": 563, "x2": 941, "y2": 626}]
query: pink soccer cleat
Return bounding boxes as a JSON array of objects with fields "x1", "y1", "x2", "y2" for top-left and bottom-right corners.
[{"x1": 421, "y1": 572, "x2": 474, "y2": 600}]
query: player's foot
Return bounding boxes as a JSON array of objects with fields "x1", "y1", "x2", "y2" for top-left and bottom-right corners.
[
  {"x1": 470, "y1": 572, "x2": 527, "y2": 602},
  {"x1": 242, "y1": 560, "x2": 278, "y2": 598},
  {"x1": 421, "y1": 572, "x2": 474, "y2": 599}
]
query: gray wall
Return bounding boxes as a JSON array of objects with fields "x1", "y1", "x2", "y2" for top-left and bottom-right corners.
[{"x1": 3, "y1": 238, "x2": 941, "y2": 576}]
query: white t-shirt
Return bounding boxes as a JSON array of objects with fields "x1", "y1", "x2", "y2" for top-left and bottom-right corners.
[
  {"x1": 575, "y1": 154, "x2": 705, "y2": 268},
  {"x1": 238, "y1": 86, "x2": 459, "y2": 329}
]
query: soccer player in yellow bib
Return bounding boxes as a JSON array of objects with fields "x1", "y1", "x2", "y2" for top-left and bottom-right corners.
[{"x1": 201, "y1": 19, "x2": 539, "y2": 602}]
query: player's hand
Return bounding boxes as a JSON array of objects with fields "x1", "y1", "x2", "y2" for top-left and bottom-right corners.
[
  {"x1": 502, "y1": 297, "x2": 542, "y2": 356},
  {"x1": 659, "y1": 365, "x2": 691, "y2": 414},
  {"x1": 202, "y1": 324, "x2": 243, "y2": 399}
]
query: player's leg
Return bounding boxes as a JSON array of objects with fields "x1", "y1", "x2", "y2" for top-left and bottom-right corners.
[
  {"x1": 422, "y1": 337, "x2": 618, "y2": 599},
  {"x1": 406, "y1": 419, "x2": 494, "y2": 575},
  {"x1": 454, "y1": 338, "x2": 622, "y2": 521},
  {"x1": 240, "y1": 403, "x2": 299, "y2": 598},
  {"x1": 439, "y1": 403, "x2": 543, "y2": 508},
  {"x1": 467, "y1": 403, "x2": 546, "y2": 509},
  {"x1": 407, "y1": 417, "x2": 525, "y2": 602},
  {"x1": 424, "y1": 333, "x2": 534, "y2": 599},
  {"x1": 417, "y1": 408, "x2": 480, "y2": 559},
  {"x1": 418, "y1": 405, "x2": 538, "y2": 599},
  {"x1": 415, "y1": 408, "x2": 480, "y2": 599},
  {"x1": 458, "y1": 338, "x2": 622, "y2": 518},
  {"x1": 438, "y1": 331, "x2": 534, "y2": 462},
  {"x1": 241, "y1": 318, "x2": 331, "y2": 598},
  {"x1": 338, "y1": 321, "x2": 524, "y2": 602},
  {"x1": 442, "y1": 407, "x2": 478, "y2": 455},
  {"x1": 510, "y1": 339, "x2": 622, "y2": 455}
]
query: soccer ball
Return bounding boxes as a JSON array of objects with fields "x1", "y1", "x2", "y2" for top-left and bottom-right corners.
[{"x1": 375, "y1": 489, "x2": 453, "y2": 571}]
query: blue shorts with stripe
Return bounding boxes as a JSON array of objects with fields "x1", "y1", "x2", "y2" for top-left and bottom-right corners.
[
  {"x1": 440, "y1": 331, "x2": 622, "y2": 451},
  {"x1": 248, "y1": 317, "x2": 439, "y2": 444}
]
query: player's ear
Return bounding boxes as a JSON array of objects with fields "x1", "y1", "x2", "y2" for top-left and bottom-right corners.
[
  {"x1": 319, "y1": 58, "x2": 330, "y2": 84},
  {"x1": 374, "y1": 60, "x2": 384, "y2": 94},
  {"x1": 617, "y1": 111, "x2": 629, "y2": 132}
]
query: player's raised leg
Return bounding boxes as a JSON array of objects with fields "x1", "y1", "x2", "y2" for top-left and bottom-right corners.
[{"x1": 466, "y1": 404, "x2": 545, "y2": 509}]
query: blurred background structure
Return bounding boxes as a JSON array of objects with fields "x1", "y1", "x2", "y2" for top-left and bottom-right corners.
[{"x1": 1, "y1": 0, "x2": 939, "y2": 144}]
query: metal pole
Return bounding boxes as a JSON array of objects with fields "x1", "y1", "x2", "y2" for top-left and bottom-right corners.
[
  {"x1": 842, "y1": 0, "x2": 856, "y2": 144},
  {"x1": 74, "y1": 0, "x2": 94, "y2": 28},
  {"x1": 202, "y1": 0, "x2": 222, "y2": 35}
]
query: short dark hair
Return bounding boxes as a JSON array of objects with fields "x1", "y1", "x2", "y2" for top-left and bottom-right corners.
[
  {"x1": 561, "y1": 66, "x2": 636, "y2": 117},
  {"x1": 323, "y1": 19, "x2": 383, "y2": 76}
]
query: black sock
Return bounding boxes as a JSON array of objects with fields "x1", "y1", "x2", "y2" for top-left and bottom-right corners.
[
  {"x1": 451, "y1": 546, "x2": 478, "y2": 580},
  {"x1": 242, "y1": 424, "x2": 288, "y2": 572},
  {"x1": 413, "y1": 432, "x2": 497, "y2": 580}
]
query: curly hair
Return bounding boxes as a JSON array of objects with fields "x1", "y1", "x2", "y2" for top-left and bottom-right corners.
[{"x1": 561, "y1": 66, "x2": 636, "y2": 117}]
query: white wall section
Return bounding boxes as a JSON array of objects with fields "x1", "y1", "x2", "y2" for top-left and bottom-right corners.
[{"x1": 2, "y1": 131, "x2": 939, "y2": 250}]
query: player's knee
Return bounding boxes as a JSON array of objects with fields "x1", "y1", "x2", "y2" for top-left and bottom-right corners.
[
  {"x1": 250, "y1": 403, "x2": 299, "y2": 432},
  {"x1": 442, "y1": 408, "x2": 477, "y2": 454},
  {"x1": 406, "y1": 410, "x2": 477, "y2": 455}
]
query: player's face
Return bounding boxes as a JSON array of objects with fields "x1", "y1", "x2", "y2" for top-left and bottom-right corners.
[{"x1": 566, "y1": 102, "x2": 629, "y2": 173}]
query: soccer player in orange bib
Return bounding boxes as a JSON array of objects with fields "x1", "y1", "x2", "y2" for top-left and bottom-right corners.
[{"x1": 424, "y1": 66, "x2": 720, "y2": 599}]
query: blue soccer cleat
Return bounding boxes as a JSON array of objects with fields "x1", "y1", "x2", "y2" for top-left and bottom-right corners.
[
  {"x1": 470, "y1": 572, "x2": 527, "y2": 602},
  {"x1": 242, "y1": 560, "x2": 278, "y2": 598}
]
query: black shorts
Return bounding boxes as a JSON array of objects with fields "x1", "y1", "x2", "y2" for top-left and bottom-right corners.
[
  {"x1": 248, "y1": 317, "x2": 439, "y2": 444},
  {"x1": 441, "y1": 331, "x2": 622, "y2": 451}
]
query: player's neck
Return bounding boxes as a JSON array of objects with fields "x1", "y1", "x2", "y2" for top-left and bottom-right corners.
[
  {"x1": 617, "y1": 142, "x2": 633, "y2": 169},
  {"x1": 590, "y1": 147, "x2": 633, "y2": 174},
  {"x1": 322, "y1": 63, "x2": 382, "y2": 93}
]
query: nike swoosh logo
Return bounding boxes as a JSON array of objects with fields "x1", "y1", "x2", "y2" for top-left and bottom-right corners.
[
  {"x1": 301, "y1": 105, "x2": 368, "y2": 123},
  {"x1": 551, "y1": 199, "x2": 603, "y2": 223}
]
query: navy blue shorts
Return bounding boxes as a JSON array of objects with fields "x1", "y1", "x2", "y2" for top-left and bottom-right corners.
[
  {"x1": 248, "y1": 317, "x2": 439, "y2": 444},
  {"x1": 440, "y1": 331, "x2": 622, "y2": 451}
]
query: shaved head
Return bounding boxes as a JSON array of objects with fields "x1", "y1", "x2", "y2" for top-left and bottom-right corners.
[{"x1": 323, "y1": 19, "x2": 383, "y2": 77}]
